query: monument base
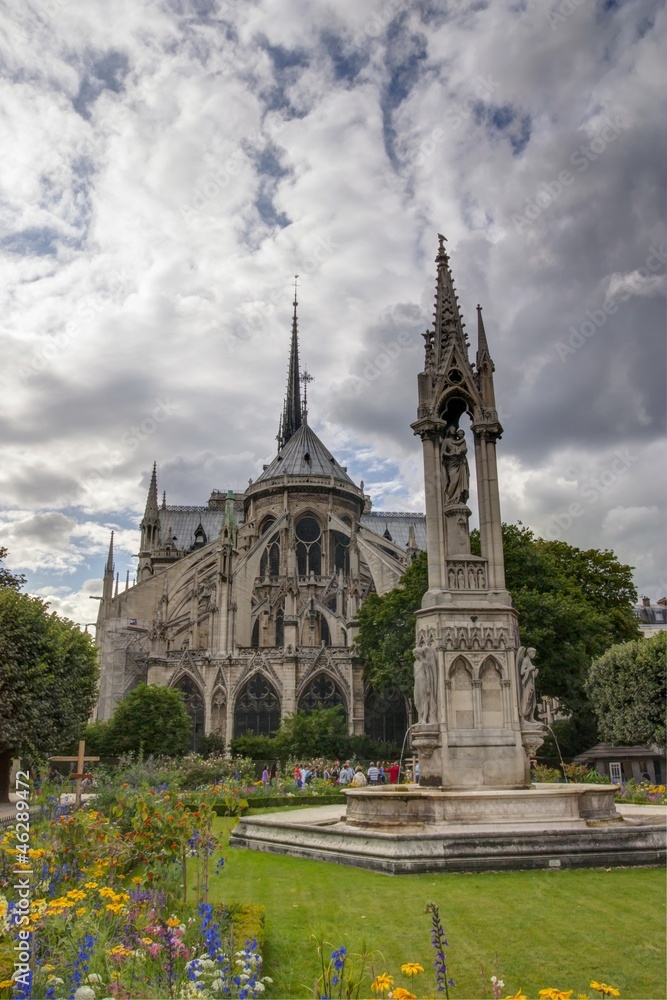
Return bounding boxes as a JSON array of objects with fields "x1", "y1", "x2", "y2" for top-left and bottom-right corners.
[{"x1": 229, "y1": 784, "x2": 666, "y2": 874}]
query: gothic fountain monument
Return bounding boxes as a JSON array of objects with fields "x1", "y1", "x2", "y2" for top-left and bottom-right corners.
[{"x1": 230, "y1": 237, "x2": 666, "y2": 873}]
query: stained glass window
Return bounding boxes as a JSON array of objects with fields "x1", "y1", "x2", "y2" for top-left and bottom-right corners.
[
  {"x1": 364, "y1": 687, "x2": 408, "y2": 746},
  {"x1": 234, "y1": 674, "x2": 281, "y2": 736},
  {"x1": 298, "y1": 673, "x2": 346, "y2": 719},
  {"x1": 173, "y1": 675, "x2": 206, "y2": 751}
]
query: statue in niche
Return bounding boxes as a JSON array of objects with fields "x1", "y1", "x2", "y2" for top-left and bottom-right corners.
[
  {"x1": 413, "y1": 645, "x2": 438, "y2": 724},
  {"x1": 441, "y1": 425, "x2": 470, "y2": 505},
  {"x1": 516, "y1": 646, "x2": 538, "y2": 721}
]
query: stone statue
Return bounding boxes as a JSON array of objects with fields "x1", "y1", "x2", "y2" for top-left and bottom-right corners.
[
  {"x1": 516, "y1": 646, "x2": 538, "y2": 722},
  {"x1": 441, "y1": 425, "x2": 470, "y2": 504},
  {"x1": 413, "y1": 645, "x2": 438, "y2": 723}
]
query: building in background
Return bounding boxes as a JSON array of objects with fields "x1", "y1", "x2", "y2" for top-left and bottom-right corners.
[
  {"x1": 633, "y1": 596, "x2": 667, "y2": 637},
  {"x1": 95, "y1": 288, "x2": 424, "y2": 747}
]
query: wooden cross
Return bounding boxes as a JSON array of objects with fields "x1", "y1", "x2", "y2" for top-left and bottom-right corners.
[{"x1": 49, "y1": 739, "x2": 100, "y2": 808}]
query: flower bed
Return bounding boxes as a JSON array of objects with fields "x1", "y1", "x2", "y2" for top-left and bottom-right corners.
[{"x1": 0, "y1": 782, "x2": 267, "y2": 999}]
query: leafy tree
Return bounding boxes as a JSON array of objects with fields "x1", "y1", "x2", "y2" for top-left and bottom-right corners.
[
  {"x1": 0, "y1": 587, "x2": 99, "y2": 802},
  {"x1": 102, "y1": 683, "x2": 192, "y2": 757},
  {"x1": 587, "y1": 633, "x2": 666, "y2": 749},
  {"x1": 273, "y1": 705, "x2": 351, "y2": 760},
  {"x1": 356, "y1": 551, "x2": 428, "y2": 697},
  {"x1": 0, "y1": 547, "x2": 25, "y2": 591},
  {"x1": 356, "y1": 524, "x2": 640, "y2": 756}
]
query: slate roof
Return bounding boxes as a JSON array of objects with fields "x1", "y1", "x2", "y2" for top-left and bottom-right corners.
[
  {"x1": 361, "y1": 512, "x2": 427, "y2": 550},
  {"x1": 255, "y1": 422, "x2": 357, "y2": 486}
]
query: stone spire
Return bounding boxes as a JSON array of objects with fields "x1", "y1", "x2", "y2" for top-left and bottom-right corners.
[
  {"x1": 475, "y1": 304, "x2": 496, "y2": 409},
  {"x1": 102, "y1": 530, "x2": 115, "y2": 602},
  {"x1": 278, "y1": 278, "x2": 302, "y2": 450},
  {"x1": 144, "y1": 462, "x2": 159, "y2": 519},
  {"x1": 425, "y1": 234, "x2": 471, "y2": 374}
]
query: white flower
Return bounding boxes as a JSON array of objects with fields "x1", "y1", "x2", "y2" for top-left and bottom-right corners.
[
  {"x1": 212, "y1": 979, "x2": 224, "y2": 991},
  {"x1": 253, "y1": 983, "x2": 265, "y2": 992},
  {"x1": 86, "y1": 975, "x2": 104, "y2": 985},
  {"x1": 73, "y1": 987, "x2": 96, "y2": 1000},
  {"x1": 47, "y1": 977, "x2": 65, "y2": 986},
  {"x1": 262, "y1": 977, "x2": 273, "y2": 984},
  {"x1": 200, "y1": 959, "x2": 216, "y2": 970}
]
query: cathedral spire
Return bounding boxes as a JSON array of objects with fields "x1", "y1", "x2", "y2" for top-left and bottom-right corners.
[
  {"x1": 105, "y1": 530, "x2": 115, "y2": 575},
  {"x1": 475, "y1": 304, "x2": 496, "y2": 409},
  {"x1": 278, "y1": 277, "x2": 303, "y2": 451},
  {"x1": 144, "y1": 462, "x2": 159, "y2": 518},
  {"x1": 427, "y1": 234, "x2": 470, "y2": 372}
]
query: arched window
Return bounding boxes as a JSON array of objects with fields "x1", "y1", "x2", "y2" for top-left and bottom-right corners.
[
  {"x1": 193, "y1": 523, "x2": 207, "y2": 547},
  {"x1": 251, "y1": 618, "x2": 260, "y2": 649},
  {"x1": 332, "y1": 529, "x2": 350, "y2": 574},
  {"x1": 211, "y1": 690, "x2": 226, "y2": 742},
  {"x1": 259, "y1": 517, "x2": 280, "y2": 577},
  {"x1": 320, "y1": 613, "x2": 331, "y2": 647},
  {"x1": 298, "y1": 673, "x2": 347, "y2": 719},
  {"x1": 364, "y1": 687, "x2": 408, "y2": 746},
  {"x1": 173, "y1": 675, "x2": 206, "y2": 751},
  {"x1": 234, "y1": 674, "x2": 281, "y2": 737},
  {"x1": 296, "y1": 515, "x2": 321, "y2": 576},
  {"x1": 275, "y1": 605, "x2": 284, "y2": 647}
]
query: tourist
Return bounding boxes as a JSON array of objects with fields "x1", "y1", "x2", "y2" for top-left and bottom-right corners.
[
  {"x1": 350, "y1": 766, "x2": 367, "y2": 787},
  {"x1": 339, "y1": 762, "x2": 354, "y2": 785},
  {"x1": 388, "y1": 761, "x2": 400, "y2": 784},
  {"x1": 261, "y1": 765, "x2": 269, "y2": 787},
  {"x1": 367, "y1": 761, "x2": 380, "y2": 785}
]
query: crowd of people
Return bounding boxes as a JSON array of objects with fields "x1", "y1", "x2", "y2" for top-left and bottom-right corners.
[{"x1": 260, "y1": 759, "x2": 413, "y2": 788}]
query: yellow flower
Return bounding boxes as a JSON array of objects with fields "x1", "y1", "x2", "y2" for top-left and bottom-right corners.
[
  {"x1": 372, "y1": 973, "x2": 395, "y2": 994},
  {"x1": 0, "y1": 980, "x2": 16, "y2": 989},
  {"x1": 98, "y1": 886, "x2": 116, "y2": 899},
  {"x1": 84, "y1": 882, "x2": 98, "y2": 889},
  {"x1": 42, "y1": 965, "x2": 55, "y2": 972},
  {"x1": 166, "y1": 915, "x2": 181, "y2": 927},
  {"x1": 590, "y1": 985, "x2": 620, "y2": 998},
  {"x1": 107, "y1": 944, "x2": 133, "y2": 959},
  {"x1": 400, "y1": 963, "x2": 424, "y2": 977},
  {"x1": 140, "y1": 936, "x2": 154, "y2": 946},
  {"x1": 505, "y1": 991, "x2": 527, "y2": 1000},
  {"x1": 105, "y1": 902, "x2": 127, "y2": 915},
  {"x1": 132, "y1": 876, "x2": 143, "y2": 884},
  {"x1": 539, "y1": 992, "x2": 573, "y2": 1000},
  {"x1": 66, "y1": 889, "x2": 87, "y2": 902},
  {"x1": 390, "y1": 989, "x2": 416, "y2": 1000},
  {"x1": 75, "y1": 907, "x2": 87, "y2": 916}
]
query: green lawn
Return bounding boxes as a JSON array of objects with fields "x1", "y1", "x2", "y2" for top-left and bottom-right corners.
[{"x1": 206, "y1": 816, "x2": 666, "y2": 1000}]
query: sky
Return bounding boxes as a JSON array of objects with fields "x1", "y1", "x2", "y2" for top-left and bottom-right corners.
[{"x1": 0, "y1": 0, "x2": 665, "y2": 629}]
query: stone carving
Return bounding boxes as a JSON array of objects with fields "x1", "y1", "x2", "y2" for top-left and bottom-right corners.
[
  {"x1": 413, "y1": 645, "x2": 438, "y2": 723},
  {"x1": 441, "y1": 425, "x2": 470, "y2": 505},
  {"x1": 516, "y1": 646, "x2": 538, "y2": 722}
]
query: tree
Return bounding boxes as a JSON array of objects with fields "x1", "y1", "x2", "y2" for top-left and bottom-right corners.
[
  {"x1": 0, "y1": 547, "x2": 25, "y2": 591},
  {"x1": 356, "y1": 525, "x2": 640, "y2": 757},
  {"x1": 587, "y1": 633, "x2": 666, "y2": 749},
  {"x1": 356, "y1": 551, "x2": 427, "y2": 698},
  {"x1": 0, "y1": 587, "x2": 99, "y2": 802},
  {"x1": 102, "y1": 683, "x2": 192, "y2": 757}
]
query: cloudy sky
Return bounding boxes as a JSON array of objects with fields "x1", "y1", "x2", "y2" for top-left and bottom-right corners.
[{"x1": 0, "y1": 0, "x2": 665, "y2": 627}]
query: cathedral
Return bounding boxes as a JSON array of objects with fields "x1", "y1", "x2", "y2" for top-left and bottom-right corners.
[{"x1": 95, "y1": 286, "x2": 427, "y2": 747}]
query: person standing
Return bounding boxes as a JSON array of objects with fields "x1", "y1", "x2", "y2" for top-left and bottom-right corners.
[
  {"x1": 388, "y1": 761, "x2": 400, "y2": 784},
  {"x1": 367, "y1": 761, "x2": 380, "y2": 785}
]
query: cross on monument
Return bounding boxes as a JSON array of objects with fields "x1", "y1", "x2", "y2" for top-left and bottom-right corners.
[
  {"x1": 49, "y1": 739, "x2": 100, "y2": 808},
  {"x1": 300, "y1": 369, "x2": 314, "y2": 414}
]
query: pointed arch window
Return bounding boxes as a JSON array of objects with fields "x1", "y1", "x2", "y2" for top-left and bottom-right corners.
[
  {"x1": 364, "y1": 687, "x2": 408, "y2": 746},
  {"x1": 296, "y1": 516, "x2": 321, "y2": 576},
  {"x1": 251, "y1": 618, "x2": 260, "y2": 649},
  {"x1": 298, "y1": 673, "x2": 346, "y2": 719},
  {"x1": 193, "y1": 523, "x2": 207, "y2": 548},
  {"x1": 234, "y1": 674, "x2": 281, "y2": 737},
  {"x1": 275, "y1": 604, "x2": 284, "y2": 647},
  {"x1": 332, "y1": 530, "x2": 350, "y2": 574},
  {"x1": 259, "y1": 516, "x2": 280, "y2": 577},
  {"x1": 172, "y1": 675, "x2": 205, "y2": 751}
]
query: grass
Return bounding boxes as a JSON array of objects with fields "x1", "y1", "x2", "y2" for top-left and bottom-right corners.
[{"x1": 204, "y1": 815, "x2": 667, "y2": 1000}]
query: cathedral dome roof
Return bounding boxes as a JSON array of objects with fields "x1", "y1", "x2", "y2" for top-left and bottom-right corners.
[{"x1": 256, "y1": 421, "x2": 356, "y2": 486}]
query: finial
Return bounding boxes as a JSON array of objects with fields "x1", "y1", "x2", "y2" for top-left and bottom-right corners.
[
  {"x1": 437, "y1": 233, "x2": 448, "y2": 259},
  {"x1": 293, "y1": 274, "x2": 299, "y2": 307},
  {"x1": 162, "y1": 490, "x2": 166, "y2": 509},
  {"x1": 300, "y1": 369, "x2": 314, "y2": 420}
]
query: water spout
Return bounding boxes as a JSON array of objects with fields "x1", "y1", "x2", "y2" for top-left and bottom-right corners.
[
  {"x1": 399, "y1": 723, "x2": 418, "y2": 783},
  {"x1": 545, "y1": 722, "x2": 568, "y2": 782}
]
